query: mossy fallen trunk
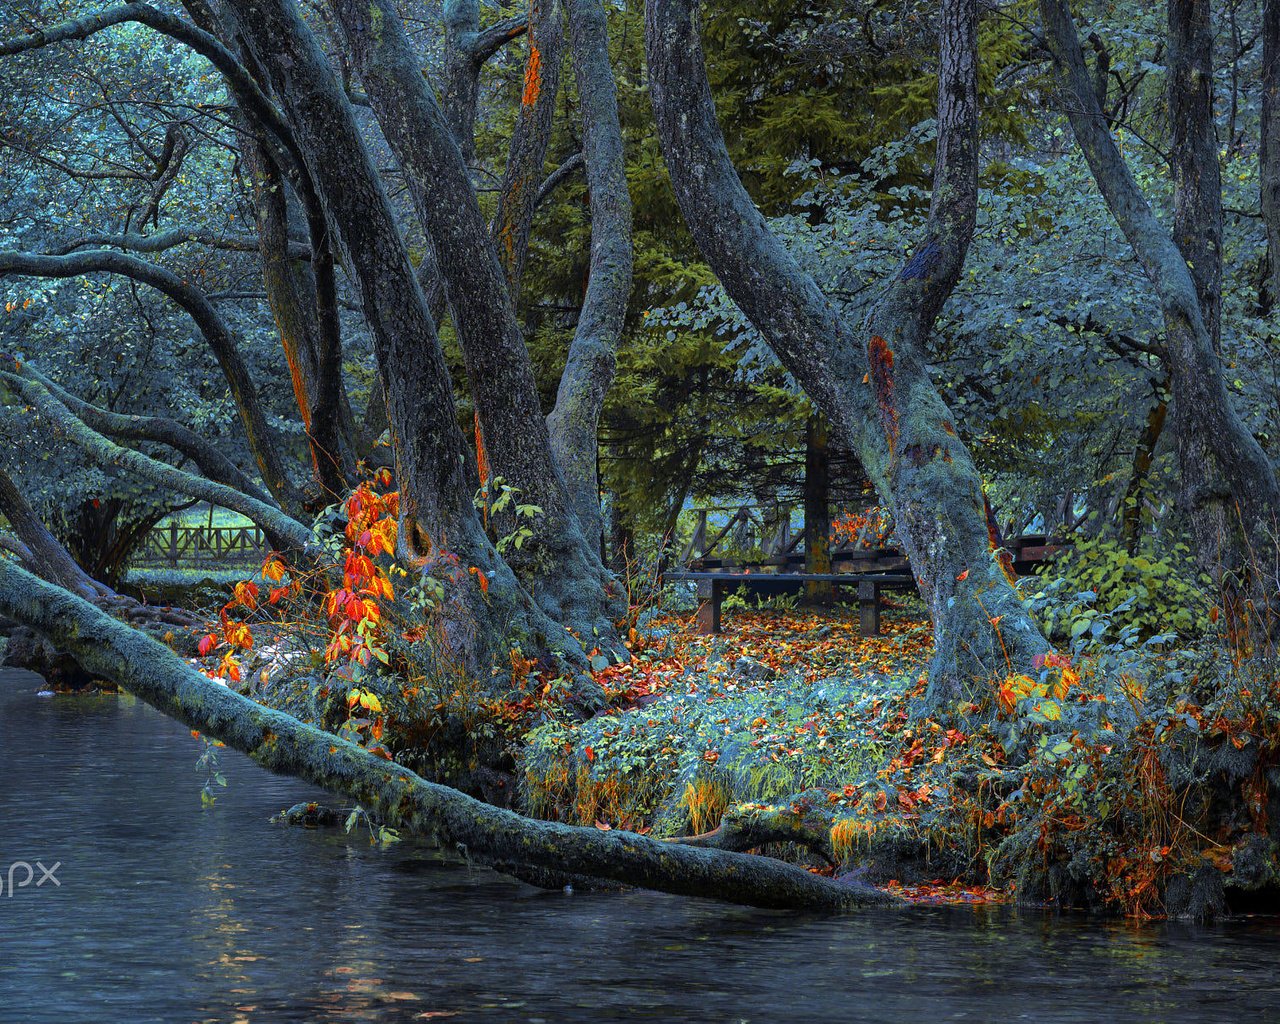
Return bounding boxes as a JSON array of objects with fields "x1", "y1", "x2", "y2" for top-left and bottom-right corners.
[{"x1": 0, "y1": 559, "x2": 893, "y2": 911}]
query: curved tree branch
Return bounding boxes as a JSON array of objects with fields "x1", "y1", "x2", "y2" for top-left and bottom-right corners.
[
  {"x1": 0, "y1": 369, "x2": 315, "y2": 555},
  {"x1": 0, "y1": 248, "x2": 299, "y2": 509},
  {"x1": 532, "y1": 151, "x2": 584, "y2": 213},
  {"x1": 12, "y1": 361, "x2": 275, "y2": 505},
  {"x1": 46, "y1": 227, "x2": 310, "y2": 260},
  {"x1": 0, "y1": 461, "x2": 108, "y2": 600},
  {"x1": 2, "y1": 2, "x2": 347, "y2": 503}
]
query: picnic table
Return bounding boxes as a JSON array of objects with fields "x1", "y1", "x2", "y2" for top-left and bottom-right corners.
[{"x1": 663, "y1": 570, "x2": 916, "y2": 637}]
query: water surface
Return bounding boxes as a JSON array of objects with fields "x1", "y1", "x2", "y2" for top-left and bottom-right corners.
[{"x1": 1, "y1": 669, "x2": 1277, "y2": 1022}]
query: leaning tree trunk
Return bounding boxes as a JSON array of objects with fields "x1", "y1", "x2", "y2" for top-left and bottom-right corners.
[
  {"x1": 0, "y1": 462, "x2": 106, "y2": 600},
  {"x1": 491, "y1": 0, "x2": 565, "y2": 299},
  {"x1": 1, "y1": 368, "x2": 317, "y2": 555},
  {"x1": 324, "y1": 0, "x2": 621, "y2": 644},
  {"x1": 13, "y1": 360, "x2": 274, "y2": 504},
  {"x1": 1041, "y1": 0, "x2": 1280, "y2": 625},
  {"x1": 546, "y1": 0, "x2": 634, "y2": 553},
  {"x1": 644, "y1": 0, "x2": 1049, "y2": 701},
  {"x1": 220, "y1": 0, "x2": 598, "y2": 681},
  {"x1": 1168, "y1": 0, "x2": 1222, "y2": 348},
  {"x1": 236, "y1": 118, "x2": 350, "y2": 499},
  {"x1": 1263, "y1": 0, "x2": 1280, "y2": 316},
  {"x1": 0, "y1": 559, "x2": 893, "y2": 911}
]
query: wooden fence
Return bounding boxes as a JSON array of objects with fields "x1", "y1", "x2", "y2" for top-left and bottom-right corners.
[
  {"x1": 677, "y1": 503, "x2": 1065, "y2": 574},
  {"x1": 132, "y1": 523, "x2": 267, "y2": 567}
]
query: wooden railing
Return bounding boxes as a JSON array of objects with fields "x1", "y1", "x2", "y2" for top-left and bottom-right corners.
[
  {"x1": 132, "y1": 523, "x2": 267, "y2": 567},
  {"x1": 677, "y1": 503, "x2": 1066, "y2": 573},
  {"x1": 677, "y1": 503, "x2": 885, "y2": 565}
]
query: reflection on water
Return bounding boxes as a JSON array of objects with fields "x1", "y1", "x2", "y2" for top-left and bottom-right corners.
[{"x1": 1, "y1": 668, "x2": 1278, "y2": 1023}]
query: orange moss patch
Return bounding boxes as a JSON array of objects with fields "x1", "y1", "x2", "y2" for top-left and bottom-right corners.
[
  {"x1": 867, "y1": 335, "x2": 898, "y2": 451},
  {"x1": 984, "y1": 494, "x2": 1017, "y2": 583},
  {"x1": 521, "y1": 45, "x2": 543, "y2": 107}
]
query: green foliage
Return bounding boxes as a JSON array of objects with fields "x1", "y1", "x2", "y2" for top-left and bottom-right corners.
[{"x1": 1030, "y1": 537, "x2": 1213, "y2": 640}]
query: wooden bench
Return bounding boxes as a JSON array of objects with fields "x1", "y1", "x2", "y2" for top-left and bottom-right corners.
[{"x1": 663, "y1": 571, "x2": 916, "y2": 637}]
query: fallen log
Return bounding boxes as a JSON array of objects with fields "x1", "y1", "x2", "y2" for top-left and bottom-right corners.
[{"x1": 0, "y1": 559, "x2": 894, "y2": 911}]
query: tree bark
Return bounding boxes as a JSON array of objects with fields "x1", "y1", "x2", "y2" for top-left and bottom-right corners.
[
  {"x1": 546, "y1": 0, "x2": 634, "y2": 553},
  {"x1": 645, "y1": 0, "x2": 1049, "y2": 699},
  {"x1": 0, "y1": 248, "x2": 300, "y2": 510},
  {"x1": 1121, "y1": 377, "x2": 1170, "y2": 556},
  {"x1": 325, "y1": 0, "x2": 620, "y2": 642},
  {"x1": 1263, "y1": 0, "x2": 1280, "y2": 315},
  {"x1": 0, "y1": 559, "x2": 893, "y2": 911},
  {"x1": 220, "y1": 0, "x2": 598, "y2": 681},
  {"x1": 492, "y1": 0, "x2": 565, "y2": 299},
  {"x1": 1041, "y1": 0, "x2": 1280, "y2": 615},
  {"x1": 235, "y1": 108, "x2": 350, "y2": 501},
  {"x1": 0, "y1": 462, "x2": 107, "y2": 599},
  {"x1": 803, "y1": 414, "x2": 834, "y2": 603},
  {"x1": 440, "y1": 1, "x2": 527, "y2": 163},
  {"x1": 13, "y1": 361, "x2": 274, "y2": 505},
  {"x1": 1168, "y1": 0, "x2": 1222, "y2": 347}
]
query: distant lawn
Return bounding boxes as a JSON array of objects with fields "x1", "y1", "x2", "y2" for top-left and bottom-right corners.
[{"x1": 159, "y1": 504, "x2": 255, "y2": 529}]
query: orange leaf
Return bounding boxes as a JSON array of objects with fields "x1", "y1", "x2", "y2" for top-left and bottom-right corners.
[
  {"x1": 956, "y1": 569, "x2": 969, "y2": 582},
  {"x1": 594, "y1": 820, "x2": 612, "y2": 831},
  {"x1": 584, "y1": 745, "x2": 595, "y2": 762}
]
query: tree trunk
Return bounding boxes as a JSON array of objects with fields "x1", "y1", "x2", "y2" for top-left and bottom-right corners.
[
  {"x1": 0, "y1": 462, "x2": 106, "y2": 599},
  {"x1": 221, "y1": 0, "x2": 598, "y2": 680},
  {"x1": 237, "y1": 119, "x2": 350, "y2": 500},
  {"x1": 804, "y1": 414, "x2": 833, "y2": 604},
  {"x1": 546, "y1": 0, "x2": 634, "y2": 553},
  {"x1": 0, "y1": 559, "x2": 893, "y2": 911},
  {"x1": 1168, "y1": 0, "x2": 1222, "y2": 348},
  {"x1": 1263, "y1": 0, "x2": 1280, "y2": 315},
  {"x1": 644, "y1": 0, "x2": 1049, "y2": 700},
  {"x1": 492, "y1": 0, "x2": 565, "y2": 299},
  {"x1": 440, "y1": 1, "x2": 527, "y2": 163},
  {"x1": 324, "y1": 0, "x2": 621, "y2": 643},
  {"x1": 1122, "y1": 378, "x2": 1170, "y2": 556},
  {"x1": 1041, "y1": 0, "x2": 1280, "y2": 621}
]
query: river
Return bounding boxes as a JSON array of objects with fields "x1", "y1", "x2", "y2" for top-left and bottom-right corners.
[{"x1": 1, "y1": 669, "x2": 1277, "y2": 1023}]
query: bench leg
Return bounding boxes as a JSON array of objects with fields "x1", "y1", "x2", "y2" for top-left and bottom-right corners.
[
  {"x1": 695, "y1": 580, "x2": 723, "y2": 634},
  {"x1": 857, "y1": 581, "x2": 881, "y2": 637}
]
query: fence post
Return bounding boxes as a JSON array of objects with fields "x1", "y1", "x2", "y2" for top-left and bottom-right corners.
[{"x1": 168, "y1": 519, "x2": 179, "y2": 567}]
